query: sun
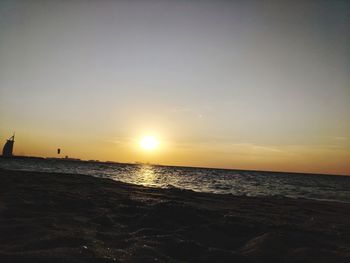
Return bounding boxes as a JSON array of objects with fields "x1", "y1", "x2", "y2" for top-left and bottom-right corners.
[{"x1": 140, "y1": 136, "x2": 159, "y2": 151}]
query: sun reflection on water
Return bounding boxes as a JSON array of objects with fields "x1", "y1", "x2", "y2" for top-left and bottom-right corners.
[{"x1": 135, "y1": 165, "x2": 157, "y2": 187}]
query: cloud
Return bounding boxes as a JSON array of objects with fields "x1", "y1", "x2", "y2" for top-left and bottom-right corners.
[
  {"x1": 333, "y1": 136, "x2": 348, "y2": 141},
  {"x1": 170, "y1": 107, "x2": 192, "y2": 113}
]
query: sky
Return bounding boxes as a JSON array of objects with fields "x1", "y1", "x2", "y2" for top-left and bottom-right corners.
[{"x1": 0, "y1": 0, "x2": 349, "y2": 175}]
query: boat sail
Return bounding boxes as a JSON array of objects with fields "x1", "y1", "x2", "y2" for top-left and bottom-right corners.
[{"x1": 2, "y1": 134, "x2": 15, "y2": 157}]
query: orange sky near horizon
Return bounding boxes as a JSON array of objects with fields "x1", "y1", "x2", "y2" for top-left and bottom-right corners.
[
  {"x1": 1, "y1": 1, "x2": 350, "y2": 176},
  {"x1": 2, "y1": 130, "x2": 349, "y2": 176}
]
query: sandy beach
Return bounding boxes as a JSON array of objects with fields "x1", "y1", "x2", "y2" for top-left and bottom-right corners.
[{"x1": 0, "y1": 168, "x2": 349, "y2": 263}]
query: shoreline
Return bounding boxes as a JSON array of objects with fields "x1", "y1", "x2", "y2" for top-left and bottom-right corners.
[
  {"x1": 2, "y1": 156, "x2": 349, "y2": 177},
  {"x1": 1, "y1": 168, "x2": 349, "y2": 262},
  {"x1": 2, "y1": 167, "x2": 350, "y2": 205}
]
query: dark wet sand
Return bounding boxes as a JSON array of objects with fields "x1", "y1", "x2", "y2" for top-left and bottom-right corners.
[{"x1": 0, "y1": 168, "x2": 349, "y2": 263}]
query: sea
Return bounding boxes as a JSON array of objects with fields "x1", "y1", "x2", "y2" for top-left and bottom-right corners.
[{"x1": 1, "y1": 158, "x2": 349, "y2": 203}]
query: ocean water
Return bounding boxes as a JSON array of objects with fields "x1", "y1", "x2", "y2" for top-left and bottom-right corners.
[{"x1": 1, "y1": 158, "x2": 349, "y2": 203}]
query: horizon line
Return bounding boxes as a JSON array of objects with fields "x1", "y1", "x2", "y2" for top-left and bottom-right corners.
[{"x1": 2, "y1": 155, "x2": 349, "y2": 177}]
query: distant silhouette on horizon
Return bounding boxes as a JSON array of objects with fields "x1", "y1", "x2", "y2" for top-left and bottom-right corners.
[{"x1": 2, "y1": 134, "x2": 15, "y2": 157}]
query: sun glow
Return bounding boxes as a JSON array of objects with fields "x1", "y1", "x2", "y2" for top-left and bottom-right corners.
[{"x1": 140, "y1": 136, "x2": 159, "y2": 151}]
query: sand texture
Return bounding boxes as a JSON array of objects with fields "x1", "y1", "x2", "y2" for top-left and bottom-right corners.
[{"x1": 0, "y1": 168, "x2": 349, "y2": 262}]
